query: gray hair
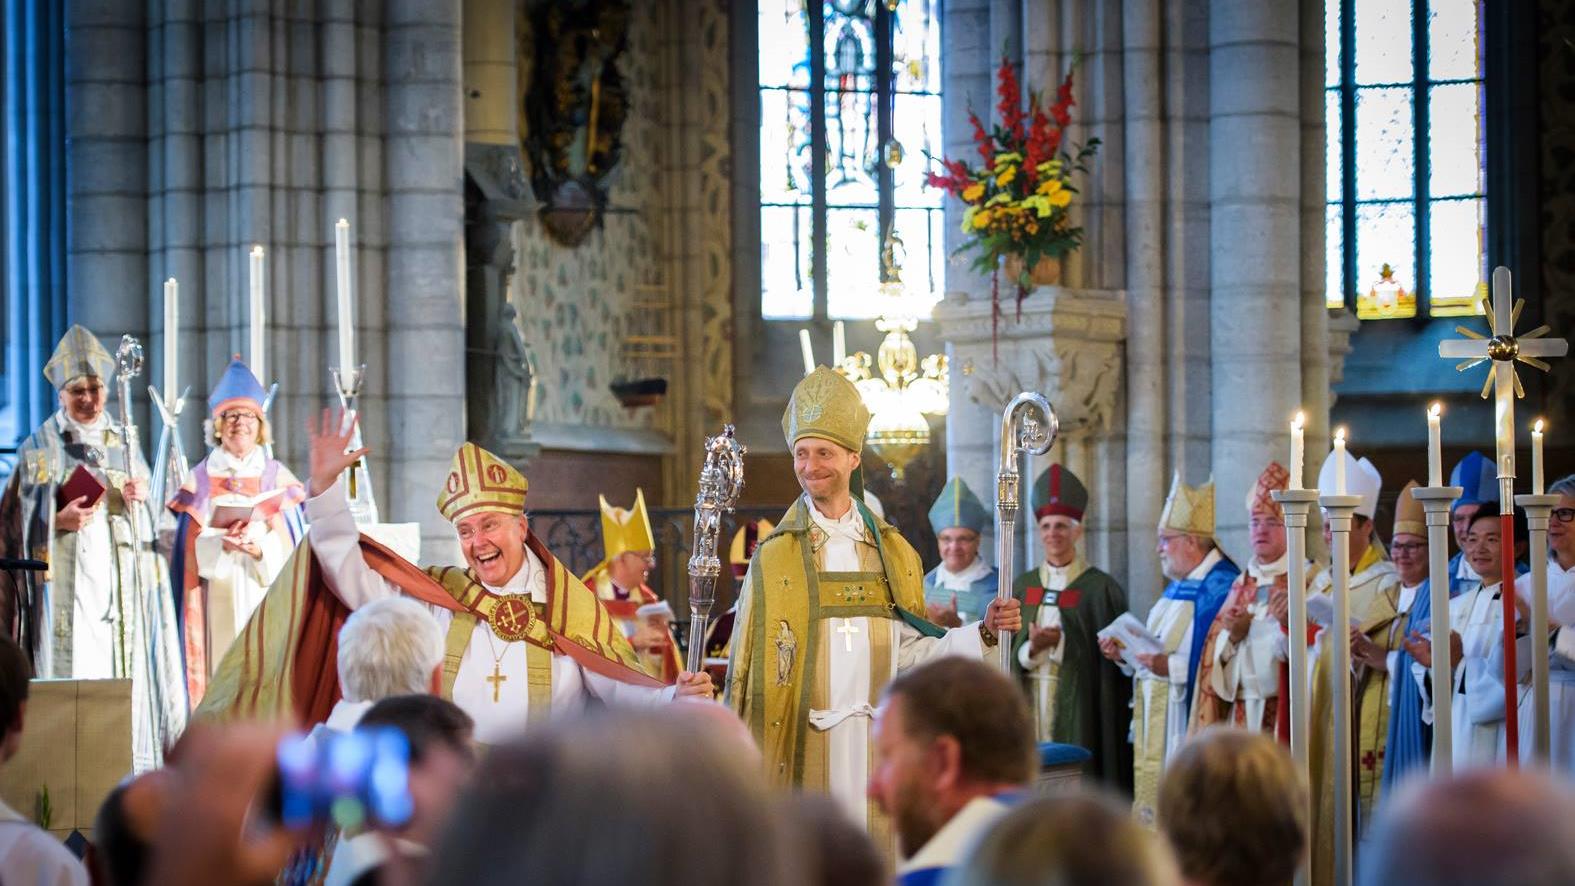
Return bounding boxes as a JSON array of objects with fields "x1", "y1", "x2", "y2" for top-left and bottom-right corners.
[
  {"x1": 1549, "y1": 474, "x2": 1575, "y2": 499},
  {"x1": 950, "y1": 791, "x2": 1179, "y2": 886},
  {"x1": 336, "y1": 597, "x2": 444, "y2": 703}
]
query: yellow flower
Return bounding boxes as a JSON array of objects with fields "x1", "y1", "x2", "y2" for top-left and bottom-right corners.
[
  {"x1": 996, "y1": 165, "x2": 1018, "y2": 187},
  {"x1": 961, "y1": 182, "x2": 985, "y2": 202},
  {"x1": 1048, "y1": 188, "x2": 1073, "y2": 208},
  {"x1": 1022, "y1": 195, "x2": 1052, "y2": 218},
  {"x1": 985, "y1": 191, "x2": 1012, "y2": 207},
  {"x1": 973, "y1": 208, "x2": 993, "y2": 229},
  {"x1": 1036, "y1": 178, "x2": 1064, "y2": 197},
  {"x1": 962, "y1": 205, "x2": 979, "y2": 230}
]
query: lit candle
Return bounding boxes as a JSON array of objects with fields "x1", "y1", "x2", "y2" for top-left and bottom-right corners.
[
  {"x1": 1334, "y1": 427, "x2": 1348, "y2": 496},
  {"x1": 248, "y1": 246, "x2": 266, "y2": 384},
  {"x1": 1290, "y1": 411, "x2": 1305, "y2": 491},
  {"x1": 833, "y1": 320, "x2": 846, "y2": 367},
  {"x1": 798, "y1": 328, "x2": 815, "y2": 376},
  {"x1": 163, "y1": 277, "x2": 178, "y2": 401},
  {"x1": 335, "y1": 219, "x2": 355, "y2": 385},
  {"x1": 1427, "y1": 402, "x2": 1443, "y2": 487},
  {"x1": 1533, "y1": 419, "x2": 1546, "y2": 495}
]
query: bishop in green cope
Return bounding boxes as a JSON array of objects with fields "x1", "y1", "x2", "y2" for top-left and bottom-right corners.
[
  {"x1": 725, "y1": 367, "x2": 1020, "y2": 844},
  {"x1": 922, "y1": 477, "x2": 998, "y2": 627},
  {"x1": 1011, "y1": 464, "x2": 1132, "y2": 793}
]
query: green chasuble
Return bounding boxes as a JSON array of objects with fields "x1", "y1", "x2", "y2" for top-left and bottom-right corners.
[{"x1": 1012, "y1": 564, "x2": 1133, "y2": 794}]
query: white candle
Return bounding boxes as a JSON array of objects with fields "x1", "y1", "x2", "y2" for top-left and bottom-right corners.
[
  {"x1": 799, "y1": 328, "x2": 815, "y2": 376},
  {"x1": 1333, "y1": 428, "x2": 1348, "y2": 495},
  {"x1": 335, "y1": 219, "x2": 355, "y2": 384},
  {"x1": 1427, "y1": 402, "x2": 1443, "y2": 487},
  {"x1": 1290, "y1": 411, "x2": 1305, "y2": 491},
  {"x1": 1533, "y1": 419, "x2": 1546, "y2": 495},
  {"x1": 249, "y1": 246, "x2": 265, "y2": 383},
  {"x1": 163, "y1": 277, "x2": 178, "y2": 401},
  {"x1": 833, "y1": 320, "x2": 846, "y2": 366}
]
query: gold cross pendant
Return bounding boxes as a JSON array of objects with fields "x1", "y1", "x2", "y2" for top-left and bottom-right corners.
[{"x1": 486, "y1": 662, "x2": 508, "y2": 702}]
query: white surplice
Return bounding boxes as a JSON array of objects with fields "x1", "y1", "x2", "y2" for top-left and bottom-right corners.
[
  {"x1": 803, "y1": 497, "x2": 984, "y2": 829},
  {"x1": 1209, "y1": 553, "x2": 1289, "y2": 730},
  {"x1": 1129, "y1": 549, "x2": 1223, "y2": 762},
  {"x1": 58, "y1": 411, "x2": 118, "y2": 680},
  {"x1": 305, "y1": 479, "x2": 673, "y2": 745}
]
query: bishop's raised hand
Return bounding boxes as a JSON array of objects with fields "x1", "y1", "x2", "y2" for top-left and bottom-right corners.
[{"x1": 307, "y1": 407, "x2": 370, "y2": 496}]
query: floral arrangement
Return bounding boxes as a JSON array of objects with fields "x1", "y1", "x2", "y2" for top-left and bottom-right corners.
[{"x1": 926, "y1": 56, "x2": 1100, "y2": 326}]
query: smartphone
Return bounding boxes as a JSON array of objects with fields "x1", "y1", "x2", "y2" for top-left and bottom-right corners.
[{"x1": 270, "y1": 726, "x2": 413, "y2": 831}]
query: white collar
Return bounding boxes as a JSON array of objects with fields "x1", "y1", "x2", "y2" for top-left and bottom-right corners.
[
  {"x1": 937, "y1": 556, "x2": 991, "y2": 585},
  {"x1": 55, "y1": 408, "x2": 110, "y2": 439},
  {"x1": 899, "y1": 795, "x2": 1010, "y2": 874},
  {"x1": 324, "y1": 699, "x2": 374, "y2": 733},
  {"x1": 1186, "y1": 548, "x2": 1223, "y2": 581},
  {"x1": 1247, "y1": 551, "x2": 1289, "y2": 584},
  {"x1": 1456, "y1": 554, "x2": 1480, "y2": 581},
  {"x1": 485, "y1": 545, "x2": 548, "y2": 603},
  {"x1": 207, "y1": 444, "x2": 267, "y2": 476},
  {"x1": 806, "y1": 496, "x2": 867, "y2": 543}
]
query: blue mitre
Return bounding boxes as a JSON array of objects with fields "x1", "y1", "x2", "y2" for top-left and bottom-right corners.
[
  {"x1": 928, "y1": 476, "x2": 990, "y2": 535},
  {"x1": 208, "y1": 357, "x2": 268, "y2": 415},
  {"x1": 1449, "y1": 451, "x2": 1497, "y2": 511}
]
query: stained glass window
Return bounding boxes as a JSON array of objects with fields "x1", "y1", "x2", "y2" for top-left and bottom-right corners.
[
  {"x1": 759, "y1": 0, "x2": 943, "y2": 320},
  {"x1": 1327, "y1": 0, "x2": 1486, "y2": 319}
]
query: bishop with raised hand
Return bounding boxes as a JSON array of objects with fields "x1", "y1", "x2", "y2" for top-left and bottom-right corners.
[{"x1": 196, "y1": 411, "x2": 710, "y2": 741}]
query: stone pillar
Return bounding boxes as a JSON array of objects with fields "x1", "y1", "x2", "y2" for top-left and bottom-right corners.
[
  {"x1": 65, "y1": 0, "x2": 147, "y2": 372},
  {"x1": 1208, "y1": 0, "x2": 1304, "y2": 557},
  {"x1": 1298, "y1": 0, "x2": 1333, "y2": 488},
  {"x1": 384, "y1": 0, "x2": 466, "y2": 562},
  {"x1": 941, "y1": 0, "x2": 991, "y2": 300}
]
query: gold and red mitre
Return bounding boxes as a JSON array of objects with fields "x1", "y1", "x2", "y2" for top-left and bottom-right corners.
[
  {"x1": 1246, "y1": 461, "x2": 1289, "y2": 519},
  {"x1": 729, "y1": 517, "x2": 776, "y2": 579},
  {"x1": 436, "y1": 442, "x2": 528, "y2": 523}
]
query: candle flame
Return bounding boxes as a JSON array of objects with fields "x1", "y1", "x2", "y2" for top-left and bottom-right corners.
[
  {"x1": 1292, "y1": 411, "x2": 1305, "y2": 430},
  {"x1": 251, "y1": 245, "x2": 264, "y2": 257},
  {"x1": 1335, "y1": 426, "x2": 1347, "y2": 443},
  {"x1": 1429, "y1": 402, "x2": 1442, "y2": 418},
  {"x1": 1535, "y1": 418, "x2": 1545, "y2": 434},
  {"x1": 337, "y1": 218, "x2": 349, "y2": 227}
]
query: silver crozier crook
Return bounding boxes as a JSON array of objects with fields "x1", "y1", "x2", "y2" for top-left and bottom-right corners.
[
  {"x1": 686, "y1": 425, "x2": 746, "y2": 675},
  {"x1": 113, "y1": 336, "x2": 148, "y2": 640},
  {"x1": 995, "y1": 392, "x2": 1058, "y2": 672}
]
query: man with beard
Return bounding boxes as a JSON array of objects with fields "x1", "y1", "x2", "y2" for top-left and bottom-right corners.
[{"x1": 868, "y1": 657, "x2": 1034, "y2": 886}]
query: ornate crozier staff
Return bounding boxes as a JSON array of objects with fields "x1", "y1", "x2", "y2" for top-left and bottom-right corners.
[
  {"x1": 685, "y1": 425, "x2": 746, "y2": 675},
  {"x1": 113, "y1": 336, "x2": 148, "y2": 639},
  {"x1": 995, "y1": 392, "x2": 1058, "y2": 673}
]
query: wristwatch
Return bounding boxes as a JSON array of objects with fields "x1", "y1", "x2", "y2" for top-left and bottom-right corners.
[{"x1": 980, "y1": 621, "x2": 998, "y2": 648}]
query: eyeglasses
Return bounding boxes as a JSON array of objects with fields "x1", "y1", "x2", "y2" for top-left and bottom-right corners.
[
  {"x1": 1391, "y1": 542, "x2": 1427, "y2": 555},
  {"x1": 1554, "y1": 508, "x2": 1575, "y2": 524},
  {"x1": 218, "y1": 411, "x2": 261, "y2": 426},
  {"x1": 64, "y1": 381, "x2": 104, "y2": 397}
]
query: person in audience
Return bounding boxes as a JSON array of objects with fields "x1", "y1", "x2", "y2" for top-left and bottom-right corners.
[
  {"x1": 323, "y1": 695, "x2": 476, "y2": 886},
  {"x1": 949, "y1": 792, "x2": 1180, "y2": 886},
  {"x1": 867, "y1": 657, "x2": 1034, "y2": 885},
  {"x1": 429, "y1": 708, "x2": 800, "y2": 886},
  {"x1": 319, "y1": 596, "x2": 446, "y2": 738},
  {"x1": 1360, "y1": 768, "x2": 1575, "y2": 886},
  {"x1": 782, "y1": 794, "x2": 885, "y2": 886},
  {"x1": 91, "y1": 771, "x2": 171, "y2": 886},
  {"x1": 0, "y1": 633, "x2": 90, "y2": 885},
  {"x1": 1157, "y1": 727, "x2": 1306, "y2": 886}
]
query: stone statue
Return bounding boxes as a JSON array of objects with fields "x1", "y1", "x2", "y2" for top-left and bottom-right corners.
[{"x1": 493, "y1": 302, "x2": 539, "y2": 449}]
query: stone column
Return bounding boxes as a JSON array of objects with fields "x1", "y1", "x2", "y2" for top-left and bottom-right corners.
[
  {"x1": 1208, "y1": 0, "x2": 1304, "y2": 556},
  {"x1": 384, "y1": 0, "x2": 466, "y2": 562},
  {"x1": 1298, "y1": 0, "x2": 1333, "y2": 487},
  {"x1": 941, "y1": 0, "x2": 991, "y2": 300}
]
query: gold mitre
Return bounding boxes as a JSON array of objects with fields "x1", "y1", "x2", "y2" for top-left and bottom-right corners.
[
  {"x1": 1393, "y1": 480, "x2": 1426, "y2": 538},
  {"x1": 435, "y1": 442, "x2": 528, "y2": 523},
  {"x1": 600, "y1": 489, "x2": 656, "y2": 558},
  {"x1": 1159, "y1": 471, "x2": 1215, "y2": 537},
  {"x1": 781, "y1": 365, "x2": 870, "y2": 453},
  {"x1": 44, "y1": 324, "x2": 115, "y2": 389}
]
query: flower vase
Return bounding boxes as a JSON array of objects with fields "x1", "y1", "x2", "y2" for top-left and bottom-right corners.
[{"x1": 1002, "y1": 254, "x2": 1063, "y2": 289}]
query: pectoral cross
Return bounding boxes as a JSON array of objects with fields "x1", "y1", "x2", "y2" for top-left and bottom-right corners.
[
  {"x1": 486, "y1": 662, "x2": 508, "y2": 702},
  {"x1": 835, "y1": 619, "x2": 861, "y2": 653}
]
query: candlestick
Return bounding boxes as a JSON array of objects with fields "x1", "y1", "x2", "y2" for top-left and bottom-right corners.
[
  {"x1": 833, "y1": 320, "x2": 846, "y2": 366},
  {"x1": 1290, "y1": 411, "x2": 1305, "y2": 491},
  {"x1": 1333, "y1": 427, "x2": 1347, "y2": 495},
  {"x1": 1427, "y1": 403, "x2": 1442, "y2": 487},
  {"x1": 163, "y1": 277, "x2": 178, "y2": 401},
  {"x1": 1534, "y1": 419, "x2": 1546, "y2": 495},
  {"x1": 335, "y1": 219, "x2": 355, "y2": 385},
  {"x1": 799, "y1": 328, "x2": 814, "y2": 376},
  {"x1": 249, "y1": 246, "x2": 265, "y2": 383}
]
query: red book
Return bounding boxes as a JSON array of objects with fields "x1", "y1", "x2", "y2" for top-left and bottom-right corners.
[{"x1": 56, "y1": 465, "x2": 106, "y2": 510}]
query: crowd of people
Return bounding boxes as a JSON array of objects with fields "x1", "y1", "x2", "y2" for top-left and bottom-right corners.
[{"x1": 1, "y1": 329, "x2": 1574, "y2": 885}]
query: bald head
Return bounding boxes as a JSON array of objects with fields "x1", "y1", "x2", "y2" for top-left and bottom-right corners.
[{"x1": 1361, "y1": 768, "x2": 1575, "y2": 886}]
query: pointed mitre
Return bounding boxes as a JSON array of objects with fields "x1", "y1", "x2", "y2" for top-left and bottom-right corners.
[
  {"x1": 1393, "y1": 480, "x2": 1426, "y2": 538},
  {"x1": 729, "y1": 517, "x2": 775, "y2": 579},
  {"x1": 435, "y1": 443, "x2": 528, "y2": 523},
  {"x1": 1159, "y1": 471, "x2": 1215, "y2": 537},
  {"x1": 1317, "y1": 447, "x2": 1382, "y2": 519},
  {"x1": 44, "y1": 324, "x2": 115, "y2": 389},
  {"x1": 1032, "y1": 464, "x2": 1088, "y2": 522},
  {"x1": 600, "y1": 489, "x2": 656, "y2": 558},
  {"x1": 1246, "y1": 461, "x2": 1290, "y2": 519},
  {"x1": 929, "y1": 477, "x2": 990, "y2": 535},
  {"x1": 1449, "y1": 450, "x2": 1497, "y2": 511},
  {"x1": 781, "y1": 366, "x2": 870, "y2": 453},
  {"x1": 208, "y1": 357, "x2": 268, "y2": 416}
]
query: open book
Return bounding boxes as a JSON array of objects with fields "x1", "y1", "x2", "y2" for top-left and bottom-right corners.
[
  {"x1": 1097, "y1": 612, "x2": 1164, "y2": 672},
  {"x1": 208, "y1": 486, "x2": 291, "y2": 530}
]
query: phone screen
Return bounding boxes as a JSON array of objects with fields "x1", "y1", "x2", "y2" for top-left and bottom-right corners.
[{"x1": 272, "y1": 726, "x2": 413, "y2": 831}]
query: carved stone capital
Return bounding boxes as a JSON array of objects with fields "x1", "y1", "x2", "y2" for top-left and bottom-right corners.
[
  {"x1": 1327, "y1": 308, "x2": 1359, "y2": 402},
  {"x1": 935, "y1": 287, "x2": 1128, "y2": 435}
]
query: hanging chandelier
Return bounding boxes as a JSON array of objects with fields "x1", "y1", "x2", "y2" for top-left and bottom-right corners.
[{"x1": 835, "y1": 237, "x2": 949, "y2": 480}]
